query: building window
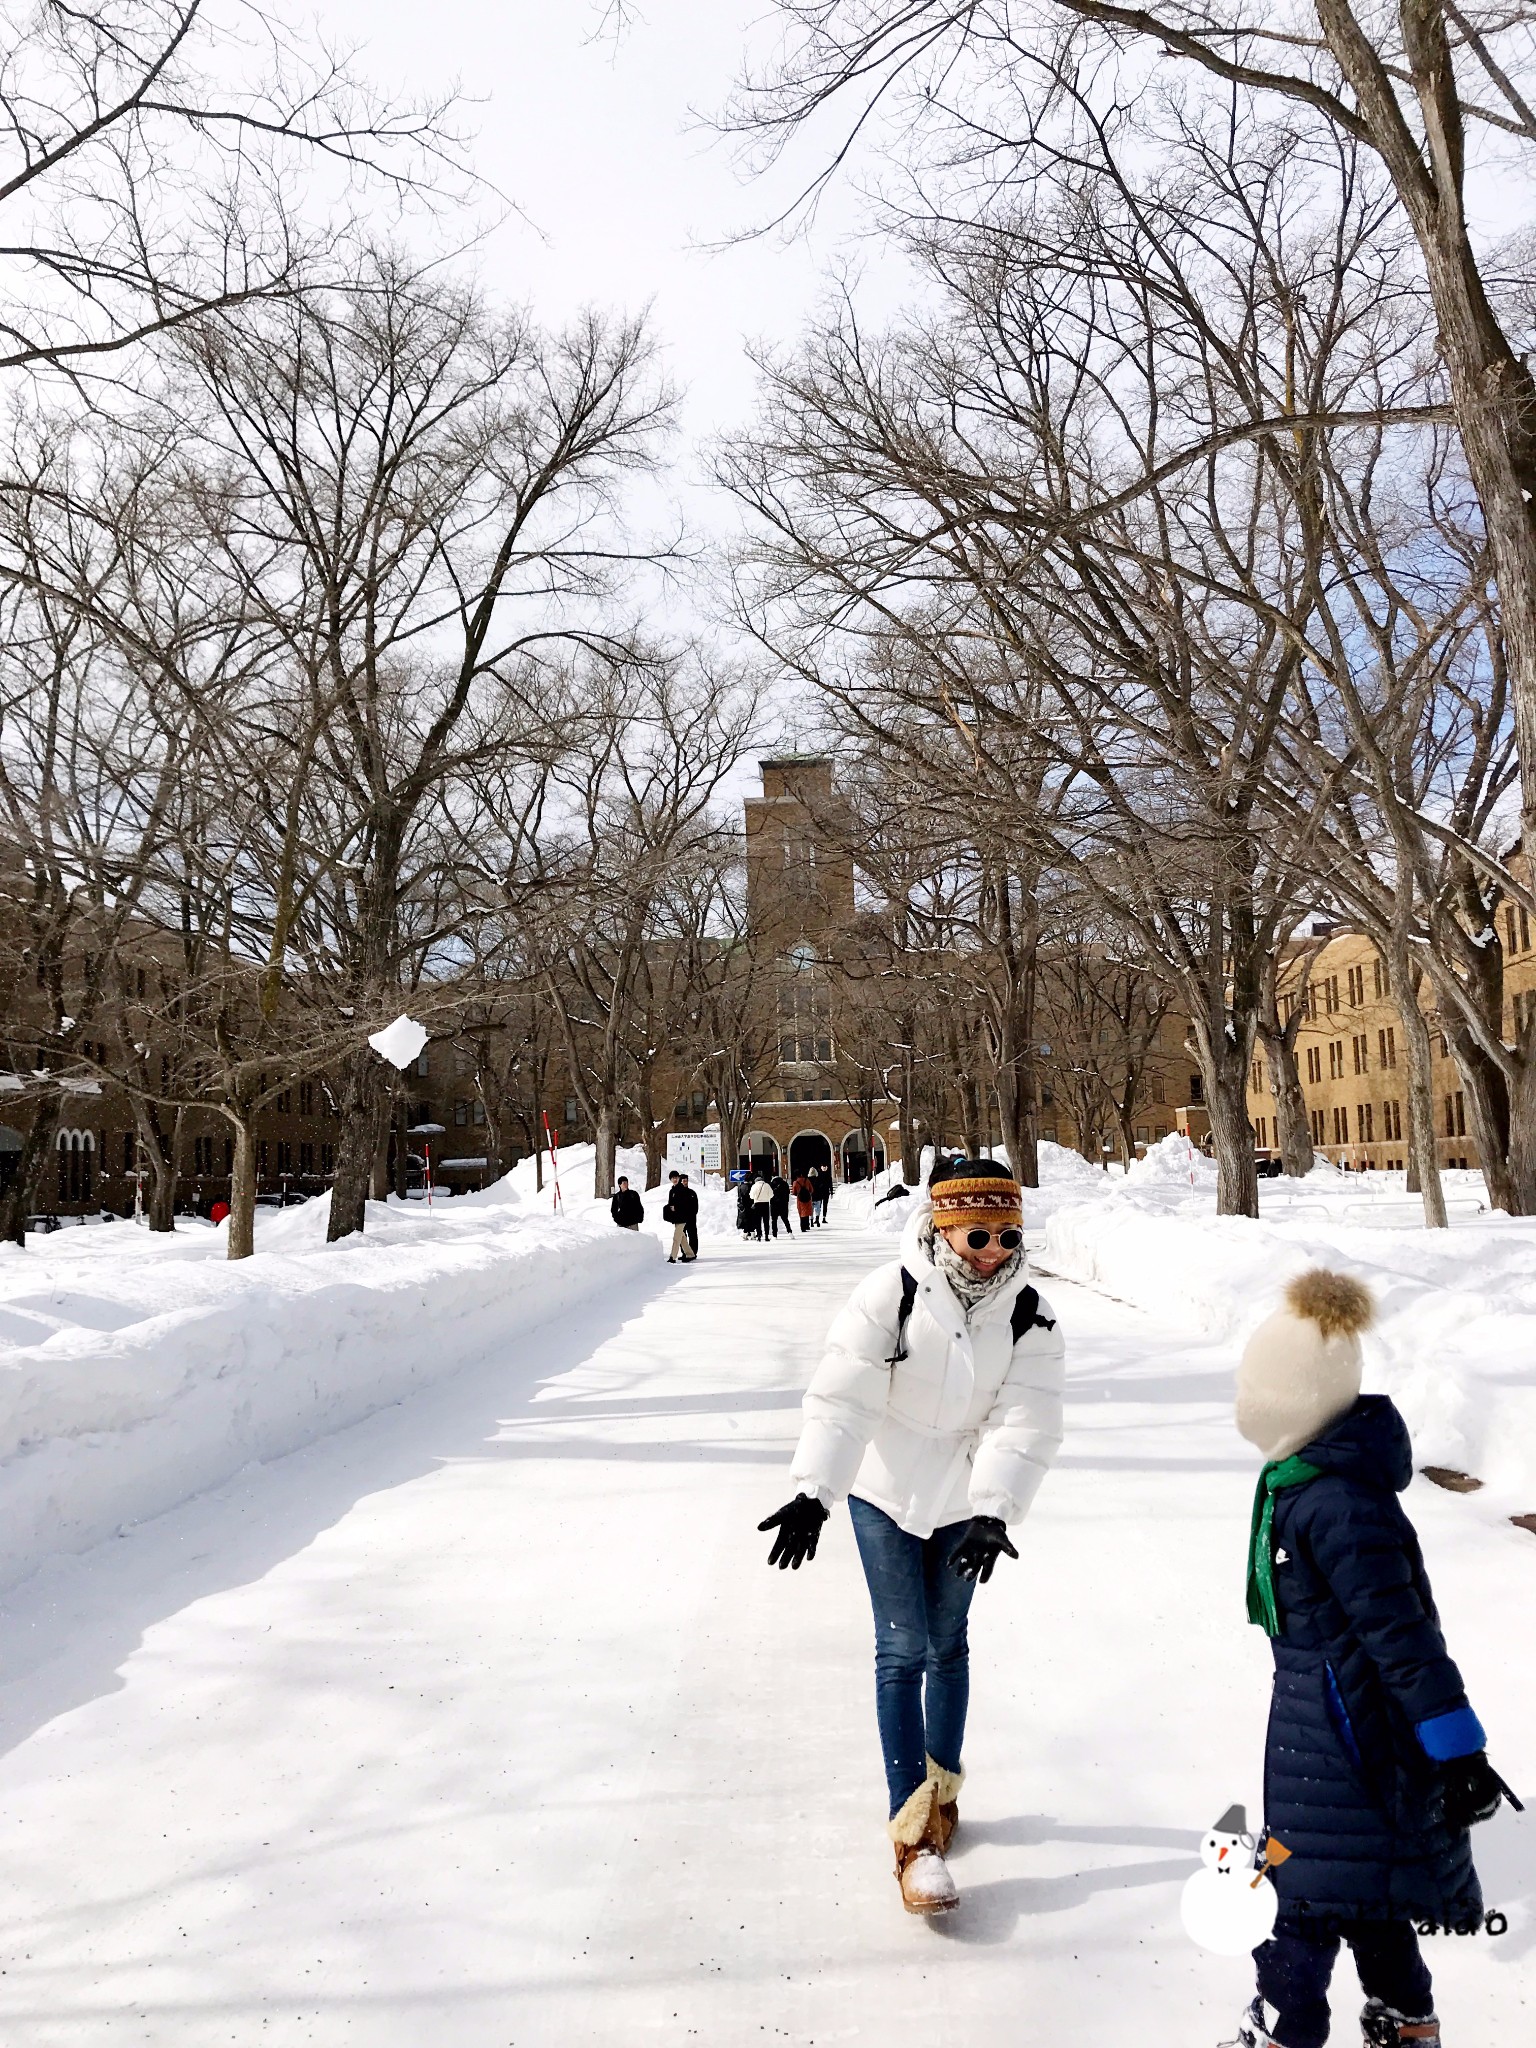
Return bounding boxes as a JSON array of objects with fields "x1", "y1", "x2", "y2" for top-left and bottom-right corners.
[
  {"x1": 1359, "y1": 1102, "x2": 1374, "y2": 1143},
  {"x1": 413, "y1": 1050, "x2": 430, "y2": 1077},
  {"x1": 258, "y1": 1141, "x2": 268, "y2": 1174},
  {"x1": 1310, "y1": 1107, "x2": 1325, "y2": 1144},
  {"x1": 473, "y1": 1100, "x2": 486, "y2": 1126},
  {"x1": 1328, "y1": 1040, "x2": 1344, "y2": 1080},
  {"x1": 1306, "y1": 1044, "x2": 1322, "y2": 1084},
  {"x1": 1150, "y1": 1074, "x2": 1164, "y2": 1103},
  {"x1": 1378, "y1": 1026, "x2": 1396, "y2": 1069},
  {"x1": 56, "y1": 1131, "x2": 94, "y2": 1204},
  {"x1": 1347, "y1": 965, "x2": 1364, "y2": 1006},
  {"x1": 277, "y1": 1140, "x2": 293, "y2": 1173},
  {"x1": 1251, "y1": 1060, "x2": 1263, "y2": 1093},
  {"x1": 193, "y1": 1134, "x2": 214, "y2": 1174},
  {"x1": 321, "y1": 1144, "x2": 334, "y2": 1175},
  {"x1": 225, "y1": 1135, "x2": 235, "y2": 1173},
  {"x1": 276, "y1": 1088, "x2": 292, "y2": 1115},
  {"x1": 1188, "y1": 1073, "x2": 1204, "y2": 1104},
  {"x1": 454, "y1": 1099, "x2": 471, "y2": 1126},
  {"x1": 1383, "y1": 1099, "x2": 1402, "y2": 1141},
  {"x1": 299, "y1": 1081, "x2": 314, "y2": 1117},
  {"x1": 1352, "y1": 1033, "x2": 1368, "y2": 1075},
  {"x1": 778, "y1": 959, "x2": 832, "y2": 1063},
  {"x1": 1332, "y1": 1105, "x2": 1349, "y2": 1145},
  {"x1": 1255, "y1": 1116, "x2": 1267, "y2": 1147},
  {"x1": 1445, "y1": 1091, "x2": 1466, "y2": 1138},
  {"x1": 300, "y1": 1142, "x2": 314, "y2": 1173},
  {"x1": 564, "y1": 1098, "x2": 579, "y2": 1126},
  {"x1": 1325, "y1": 976, "x2": 1339, "y2": 1014},
  {"x1": 1372, "y1": 957, "x2": 1385, "y2": 998}
]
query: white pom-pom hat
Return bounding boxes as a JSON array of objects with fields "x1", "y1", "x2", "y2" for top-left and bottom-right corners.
[{"x1": 1236, "y1": 1270, "x2": 1376, "y2": 1462}]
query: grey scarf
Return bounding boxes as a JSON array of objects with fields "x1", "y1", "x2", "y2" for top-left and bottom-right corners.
[{"x1": 922, "y1": 1220, "x2": 1025, "y2": 1322}]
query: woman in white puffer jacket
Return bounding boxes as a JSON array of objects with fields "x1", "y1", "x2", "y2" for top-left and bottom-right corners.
[{"x1": 757, "y1": 1157, "x2": 1065, "y2": 1915}]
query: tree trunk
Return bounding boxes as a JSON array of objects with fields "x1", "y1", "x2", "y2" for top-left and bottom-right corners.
[
  {"x1": 1259, "y1": 1023, "x2": 1315, "y2": 1177},
  {"x1": 643, "y1": 1118, "x2": 665, "y2": 1189},
  {"x1": 1449, "y1": 1028, "x2": 1516, "y2": 1214},
  {"x1": 0, "y1": 1088, "x2": 64, "y2": 1245},
  {"x1": 1395, "y1": 963, "x2": 1448, "y2": 1229},
  {"x1": 592, "y1": 1104, "x2": 618, "y2": 1200},
  {"x1": 138, "y1": 1103, "x2": 181, "y2": 1233},
  {"x1": 227, "y1": 1116, "x2": 258, "y2": 1260},
  {"x1": 1508, "y1": 1034, "x2": 1536, "y2": 1215},
  {"x1": 370, "y1": 1083, "x2": 393, "y2": 1201},
  {"x1": 327, "y1": 1049, "x2": 381, "y2": 1241},
  {"x1": 392, "y1": 1094, "x2": 410, "y2": 1200}
]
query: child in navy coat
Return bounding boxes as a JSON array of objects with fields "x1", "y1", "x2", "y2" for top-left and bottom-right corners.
[{"x1": 1227, "y1": 1271, "x2": 1518, "y2": 2048}]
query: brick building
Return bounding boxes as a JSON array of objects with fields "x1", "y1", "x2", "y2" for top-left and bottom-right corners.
[{"x1": 1244, "y1": 911, "x2": 1536, "y2": 1172}]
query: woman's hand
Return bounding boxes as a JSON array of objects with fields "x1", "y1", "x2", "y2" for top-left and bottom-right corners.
[
  {"x1": 948, "y1": 1515, "x2": 1019, "y2": 1584},
  {"x1": 758, "y1": 1494, "x2": 829, "y2": 1569}
]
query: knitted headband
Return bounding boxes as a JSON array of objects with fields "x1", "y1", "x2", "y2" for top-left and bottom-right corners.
[{"x1": 930, "y1": 1175, "x2": 1023, "y2": 1231}]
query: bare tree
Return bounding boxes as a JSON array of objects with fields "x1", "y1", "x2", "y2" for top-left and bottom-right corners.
[
  {"x1": 174, "y1": 252, "x2": 674, "y2": 1238},
  {"x1": 732, "y1": 0, "x2": 1536, "y2": 900},
  {"x1": 0, "y1": 0, "x2": 462, "y2": 379}
]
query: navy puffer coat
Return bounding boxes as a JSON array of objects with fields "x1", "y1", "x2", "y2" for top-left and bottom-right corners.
[{"x1": 1262, "y1": 1395, "x2": 1481, "y2": 1925}]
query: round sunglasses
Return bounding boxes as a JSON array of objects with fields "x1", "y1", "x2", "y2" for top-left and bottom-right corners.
[{"x1": 964, "y1": 1226, "x2": 1023, "y2": 1251}]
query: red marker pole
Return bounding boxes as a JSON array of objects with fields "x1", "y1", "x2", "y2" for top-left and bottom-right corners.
[{"x1": 542, "y1": 1112, "x2": 563, "y2": 1212}]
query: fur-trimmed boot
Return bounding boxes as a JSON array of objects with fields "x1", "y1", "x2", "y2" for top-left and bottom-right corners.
[
  {"x1": 888, "y1": 1780, "x2": 959, "y2": 1914},
  {"x1": 1361, "y1": 2002, "x2": 1440, "y2": 2046},
  {"x1": 926, "y1": 1755, "x2": 964, "y2": 1854}
]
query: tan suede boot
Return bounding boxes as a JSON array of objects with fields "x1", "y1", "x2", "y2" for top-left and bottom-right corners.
[
  {"x1": 889, "y1": 1781, "x2": 959, "y2": 1914},
  {"x1": 926, "y1": 1756, "x2": 964, "y2": 1854}
]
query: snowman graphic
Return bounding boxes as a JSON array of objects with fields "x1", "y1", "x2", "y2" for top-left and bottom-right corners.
[{"x1": 1180, "y1": 1803, "x2": 1290, "y2": 1955}]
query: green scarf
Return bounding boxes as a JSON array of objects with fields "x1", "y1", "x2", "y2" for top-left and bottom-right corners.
[{"x1": 1246, "y1": 1456, "x2": 1322, "y2": 1636}]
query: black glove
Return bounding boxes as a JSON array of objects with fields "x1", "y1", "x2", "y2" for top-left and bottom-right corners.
[
  {"x1": 758, "y1": 1493, "x2": 829, "y2": 1570},
  {"x1": 1436, "y1": 1752, "x2": 1524, "y2": 1832},
  {"x1": 948, "y1": 1514, "x2": 1019, "y2": 1584}
]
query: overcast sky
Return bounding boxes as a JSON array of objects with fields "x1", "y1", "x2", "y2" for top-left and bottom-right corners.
[{"x1": 320, "y1": 1, "x2": 901, "y2": 518}]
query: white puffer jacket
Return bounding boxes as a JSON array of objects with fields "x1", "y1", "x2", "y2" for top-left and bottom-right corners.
[{"x1": 789, "y1": 1205, "x2": 1066, "y2": 1538}]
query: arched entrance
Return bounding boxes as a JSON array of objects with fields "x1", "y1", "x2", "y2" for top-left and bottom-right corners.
[
  {"x1": 789, "y1": 1130, "x2": 832, "y2": 1180},
  {"x1": 840, "y1": 1131, "x2": 886, "y2": 1183},
  {"x1": 742, "y1": 1131, "x2": 780, "y2": 1178}
]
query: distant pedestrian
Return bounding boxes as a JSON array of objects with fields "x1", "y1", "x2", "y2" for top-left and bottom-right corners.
[
  {"x1": 812, "y1": 1163, "x2": 831, "y2": 1225},
  {"x1": 770, "y1": 1172, "x2": 793, "y2": 1239},
  {"x1": 749, "y1": 1172, "x2": 774, "y2": 1242},
  {"x1": 735, "y1": 1176, "x2": 754, "y2": 1237},
  {"x1": 792, "y1": 1173, "x2": 815, "y2": 1232},
  {"x1": 662, "y1": 1174, "x2": 698, "y2": 1263},
  {"x1": 610, "y1": 1176, "x2": 644, "y2": 1231}
]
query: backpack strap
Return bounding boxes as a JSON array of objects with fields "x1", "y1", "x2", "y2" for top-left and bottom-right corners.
[
  {"x1": 887, "y1": 1266, "x2": 919, "y2": 1365},
  {"x1": 1010, "y1": 1284, "x2": 1056, "y2": 1344}
]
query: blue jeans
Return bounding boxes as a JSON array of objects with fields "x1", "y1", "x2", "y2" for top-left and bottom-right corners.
[
  {"x1": 1255, "y1": 1917, "x2": 1433, "y2": 2047},
  {"x1": 848, "y1": 1496, "x2": 975, "y2": 1818}
]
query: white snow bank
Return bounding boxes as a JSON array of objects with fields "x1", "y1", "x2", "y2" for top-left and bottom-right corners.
[
  {"x1": 1041, "y1": 1138, "x2": 1536, "y2": 1517},
  {"x1": 0, "y1": 1192, "x2": 657, "y2": 1596}
]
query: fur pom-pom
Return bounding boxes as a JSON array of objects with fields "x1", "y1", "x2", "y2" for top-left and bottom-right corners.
[{"x1": 1284, "y1": 1268, "x2": 1374, "y2": 1339}]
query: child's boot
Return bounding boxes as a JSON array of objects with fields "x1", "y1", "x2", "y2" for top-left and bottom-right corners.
[
  {"x1": 1221, "y1": 1997, "x2": 1280, "y2": 2047},
  {"x1": 1361, "y1": 2001, "x2": 1440, "y2": 2045}
]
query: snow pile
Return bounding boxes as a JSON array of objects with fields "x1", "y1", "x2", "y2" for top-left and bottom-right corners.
[
  {"x1": 1040, "y1": 1138, "x2": 1536, "y2": 1516},
  {"x1": 0, "y1": 1189, "x2": 656, "y2": 1597}
]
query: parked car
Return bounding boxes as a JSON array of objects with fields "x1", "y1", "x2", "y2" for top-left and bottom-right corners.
[
  {"x1": 25, "y1": 1212, "x2": 63, "y2": 1232},
  {"x1": 1254, "y1": 1152, "x2": 1285, "y2": 1179}
]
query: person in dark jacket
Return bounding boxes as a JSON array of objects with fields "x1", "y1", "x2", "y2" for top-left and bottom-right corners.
[
  {"x1": 735, "y1": 1176, "x2": 754, "y2": 1237},
  {"x1": 1226, "y1": 1270, "x2": 1517, "y2": 2048},
  {"x1": 769, "y1": 1172, "x2": 793, "y2": 1239},
  {"x1": 812, "y1": 1163, "x2": 832, "y2": 1225},
  {"x1": 609, "y1": 1177, "x2": 644, "y2": 1230},
  {"x1": 661, "y1": 1173, "x2": 698, "y2": 1263}
]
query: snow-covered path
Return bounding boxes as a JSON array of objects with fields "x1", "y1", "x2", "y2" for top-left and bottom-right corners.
[{"x1": 0, "y1": 1216, "x2": 1529, "y2": 2045}]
